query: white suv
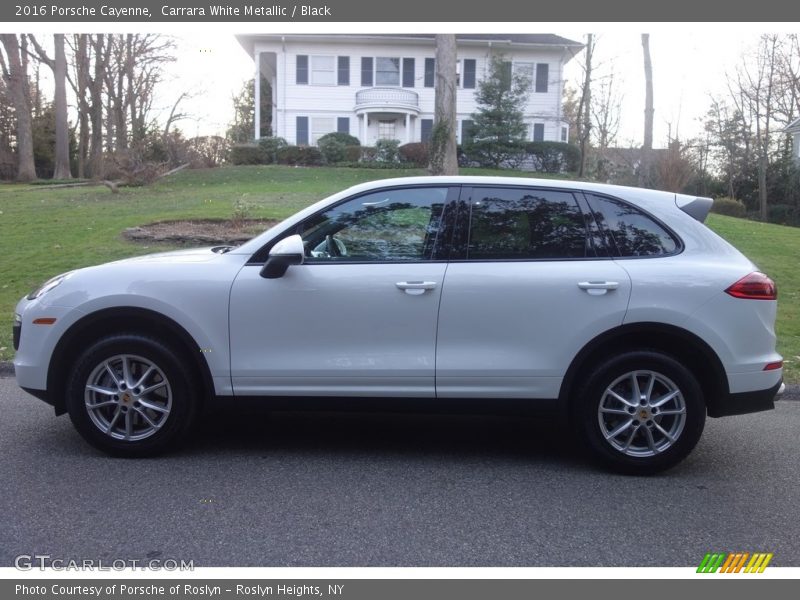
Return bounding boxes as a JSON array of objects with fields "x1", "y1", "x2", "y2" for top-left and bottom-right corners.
[{"x1": 13, "y1": 177, "x2": 784, "y2": 473}]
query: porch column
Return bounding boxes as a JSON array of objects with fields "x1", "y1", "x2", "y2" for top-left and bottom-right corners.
[
  {"x1": 254, "y1": 51, "x2": 261, "y2": 140},
  {"x1": 405, "y1": 113, "x2": 410, "y2": 143}
]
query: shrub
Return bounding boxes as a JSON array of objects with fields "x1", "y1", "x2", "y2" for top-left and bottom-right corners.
[
  {"x1": 375, "y1": 139, "x2": 401, "y2": 163},
  {"x1": 257, "y1": 137, "x2": 288, "y2": 164},
  {"x1": 711, "y1": 197, "x2": 747, "y2": 218},
  {"x1": 768, "y1": 203, "x2": 800, "y2": 226},
  {"x1": 317, "y1": 132, "x2": 360, "y2": 147},
  {"x1": 344, "y1": 145, "x2": 362, "y2": 162},
  {"x1": 230, "y1": 144, "x2": 264, "y2": 165},
  {"x1": 359, "y1": 146, "x2": 377, "y2": 162},
  {"x1": 276, "y1": 145, "x2": 323, "y2": 166},
  {"x1": 399, "y1": 142, "x2": 429, "y2": 167},
  {"x1": 318, "y1": 137, "x2": 347, "y2": 164},
  {"x1": 523, "y1": 141, "x2": 580, "y2": 173}
]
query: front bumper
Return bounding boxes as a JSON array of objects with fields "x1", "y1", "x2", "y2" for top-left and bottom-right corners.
[{"x1": 709, "y1": 379, "x2": 783, "y2": 417}]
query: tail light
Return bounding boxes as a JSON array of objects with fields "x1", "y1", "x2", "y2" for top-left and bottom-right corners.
[{"x1": 725, "y1": 272, "x2": 777, "y2": 300}]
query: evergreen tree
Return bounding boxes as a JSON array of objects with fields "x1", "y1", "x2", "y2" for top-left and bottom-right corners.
[{"x1": 466, "y1": 55, "x2": 531, "y2": 168}]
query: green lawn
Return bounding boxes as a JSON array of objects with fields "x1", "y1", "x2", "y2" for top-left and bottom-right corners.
[{"x1": 1, "y1": 165, "x2": 797, "y2": 383}]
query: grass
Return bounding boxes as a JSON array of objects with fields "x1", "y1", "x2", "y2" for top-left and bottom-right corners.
[{"x1": 0, "y1": 165, "x2": 797, "y2": 383}]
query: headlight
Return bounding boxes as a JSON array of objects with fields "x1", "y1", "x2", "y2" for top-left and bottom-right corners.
[{"x1": 27, "y1": 272, "x2": 71, "y2": 300}]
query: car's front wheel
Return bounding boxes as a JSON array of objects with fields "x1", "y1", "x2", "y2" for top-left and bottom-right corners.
[
  {"x1": 65, "y1": 334, "x2": 198, "y2": 456},
  {"x1": 577, "y1": 351, "x2": 706, "y2": 474}
]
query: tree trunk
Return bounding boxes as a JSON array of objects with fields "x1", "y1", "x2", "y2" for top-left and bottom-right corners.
[
  {"x1": 88, "y1": 34, "x2": 107, "y2": 179},
  {"x1": 640, "y1": 33, "x2": 654, "y2": 187},
  {"x1": 0, "y1": 34, "x2": 36, "y2": 181},
  {"x1": 429, "y1": 34, "x2": 458, "y2": 176},
  {"x1": 52, "y1": 35, "x2": 72, "y2": 178},
  {"x1": 578, "y1": 34, "x2": 593, "y2": 178}
]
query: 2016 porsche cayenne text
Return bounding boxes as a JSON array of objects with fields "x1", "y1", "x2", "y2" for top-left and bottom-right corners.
[{"x1": 13, "y1": 177, "x2": 784, "y2": 473}]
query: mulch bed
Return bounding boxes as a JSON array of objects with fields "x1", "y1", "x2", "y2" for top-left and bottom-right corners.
[{"x1": 122, "y1": 218, "x2": 280, "y2": 246}]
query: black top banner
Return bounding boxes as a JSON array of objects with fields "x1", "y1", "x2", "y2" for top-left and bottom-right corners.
[{"x1": 3, "y1": 0, "x2": 800, "y2": 22}]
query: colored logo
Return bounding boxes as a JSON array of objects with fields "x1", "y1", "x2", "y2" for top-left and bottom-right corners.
[{"x1": 697, "y1": 552, "x2": 773, "y2": 573}]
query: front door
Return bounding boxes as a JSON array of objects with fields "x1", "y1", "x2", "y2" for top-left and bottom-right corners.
[{"x1": 229, "y1": 185, "x2": 456, "y2": 398}]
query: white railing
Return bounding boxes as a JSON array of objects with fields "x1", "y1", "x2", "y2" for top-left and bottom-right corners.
[{"x1": 355, "y1": 87, "x2": 419, "y2": 110}]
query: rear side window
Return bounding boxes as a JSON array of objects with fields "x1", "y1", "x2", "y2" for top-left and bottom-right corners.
[
  {"x1": 585, "y1": 194, "x2": 678, "y2": 257},
  {"x1": 467, "y1": 188, "x2": 591, "y2": 260}
]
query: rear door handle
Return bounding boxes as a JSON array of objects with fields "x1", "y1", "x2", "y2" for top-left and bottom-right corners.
[
  {"x1": 396, "y1": 281, "x2": 438, "y2": 295},
  {"x1": 578, "y1": 281, "x2": 619, "y2": 296}
]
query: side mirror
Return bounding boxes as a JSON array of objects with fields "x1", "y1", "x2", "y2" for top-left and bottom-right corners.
[{"x1": 260, "y1": 234, "x2": 305, "y2": 279}]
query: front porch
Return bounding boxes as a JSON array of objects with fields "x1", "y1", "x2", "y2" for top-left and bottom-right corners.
[{"x1": 355, "y1": 87, "x2": 421, "y2": 145}]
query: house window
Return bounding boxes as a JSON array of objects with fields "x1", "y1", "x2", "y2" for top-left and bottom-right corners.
[
  {"x1": 463, "y1": 59, "x2": 476, "y2": 89},
  {"x1": 296, "y1": 55, "x2": 309, "y2": 85},
  {"x1": 376, "y1": 57, "x2": 401, "y2": 86},
  {"x1": 420, "y1": 118, "x2": 433, "y2": 142},
  {"x1": 378, "y1": 120, "x2": 397, "y2": 140},
  {"x1": 533, "y1": 123, "x2": 545, "y2": 142},
  {"x1": 311, "y1": 117, "x2": 335, "y2": 145},
  {"x1": 403, "y1": 58, "x2": 415, "y2": 88},
  {"x1": 535, "y1": 63, "x2": 549, "y2": 93},
  {"x1": 561, "y1": 126, "x2": 568, "y2": 142},
  {"x1": 513, "y1": 62, "x2": 535, "y2": 84},
  {"x1": 338, "y1": 56, "x2": 350, "y2": 86},
  {"x1": 311, "y1": 56, "x2": 335, "y2": 86},
  {"x1": 361, "y1": 57, "x2": 373, "y2": 87},
  {"x1": 296, "y1": 116, "x2": 309, "y2": 145},
  {"x1": 424, "y1": 58, "x2": 435, "y2": 88},
  {"x1": 337, "y1": 117, "x2": 350, "y2": 134}
]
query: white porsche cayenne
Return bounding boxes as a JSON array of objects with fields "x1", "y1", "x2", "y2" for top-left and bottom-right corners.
[{"x1": 13, "y1": 176, "x2": 784, "y2": 473}]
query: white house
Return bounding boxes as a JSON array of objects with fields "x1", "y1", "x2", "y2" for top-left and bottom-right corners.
[
  {"x1": 235, "y1": 34, "x2": 583, "y2": 147},
  {"x1": 787, "y1": 117, "x2": 800, "y2": 162}
]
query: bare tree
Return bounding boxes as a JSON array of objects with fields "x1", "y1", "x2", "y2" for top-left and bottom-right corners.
[
  {"x1": 27, "y1": 34, "x2": 72, "y2": 179},
  {"x1": 429, "y1": 34, "x2": 458, "y2": 175},
  {"x1": 576, "y1": 34, "x2": 593, "y2": 178},
  {"x1": 640, "y1": 33, "x2": 654, "y2": 187},
  {"x1": 591, "y1": 71, "x2": 623, "y2": 180},
  {"x1": 0, "y1": 34, "x2": 36, "y2": 181}
]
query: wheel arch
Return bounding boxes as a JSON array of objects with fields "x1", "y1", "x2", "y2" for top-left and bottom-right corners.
[
  {"x1": 559, "y1": 322, "x2": 730, "y2": 417},
  {"x1": 47, "y1": 307, "x2": 214, "y2": 415}
]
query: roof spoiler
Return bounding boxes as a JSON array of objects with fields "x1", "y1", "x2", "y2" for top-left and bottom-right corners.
[{"x1": 676, "y1": 194, "x2": 713, "y2": 223}]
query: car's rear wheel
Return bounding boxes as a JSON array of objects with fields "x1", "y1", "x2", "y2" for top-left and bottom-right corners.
[
  {"x1": 65, "y1": 334, "x2": 198, "y2": 456},
  {"x1": 576, "y1": 351, "x2": 706, "y2": 474}
]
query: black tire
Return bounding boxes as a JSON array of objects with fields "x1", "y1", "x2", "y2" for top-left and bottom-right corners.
[
  {"x1": 575, "y1": 351, "x2": 705, "y2": 475},
  {"x1": 65, "y1": 334, "x2": 199, "y2": 457}
]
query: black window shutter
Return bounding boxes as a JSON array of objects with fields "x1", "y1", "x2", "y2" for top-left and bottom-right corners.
[
  {"x1": 533, "y1": 123, "x2": 545, "y2": 142},
  {"x1": 420, "y1": 119, "x2": 433, "y2": 142},
  {"x1": 361, "y1": 57, "x2": 373, "y2": 87},
  {"x1": 535, "y1": 63, "x2": 549, "y2": 93},
  {"x1": 337, "y1": 56, "x2": 350, "y2": 86},
  {"x1": 403, "y1": 58, "x2": 415, "y2": 88},
  {"x1": 424, "y1": 58, "x2": 435, "y2": 88},
  {"x1": 463, "y1": 59, "x2": 476, "y2": 89},
  {"x1": 461, "y1": 119, "x2": 474, "y2": 145},
  {"x1": 337, "y1": 117, "x2": 350, "y2": 134},
  {"x1": 296, "y1": 117, "x2": 309, "y2": 145},
  {"x1": 501, "y1": 61, "x2": 512, "y2": 91},
  {"x1": 296, "y1": 55, "x2": 308, "y2": 85}
]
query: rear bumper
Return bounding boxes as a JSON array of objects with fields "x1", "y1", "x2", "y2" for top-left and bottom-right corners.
[{"x1": 709, "y1": 379, "x2": 782, "y2": 417}]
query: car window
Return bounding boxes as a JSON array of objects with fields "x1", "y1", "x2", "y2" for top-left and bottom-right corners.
[
  {"x1": 466, "y1": 188, "x2": 591, "y2": 260},
  {"x1": 585, "y1": 194, "x2": 678, "y2": 257},
  {"x1": 300, "y1": 187, "x2": 449, "y2": 262}
]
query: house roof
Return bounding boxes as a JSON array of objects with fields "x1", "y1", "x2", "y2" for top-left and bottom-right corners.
[{"x1": 236, "y1": 33, "x2": 583, "y2": 58}]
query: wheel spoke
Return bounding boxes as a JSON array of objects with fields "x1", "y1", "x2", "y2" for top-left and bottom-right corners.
[
  {"x1": 643, "y1": 425, "x2": 657, "y2": 452},
  {"x1": 104, "y1": 362, "x2": 121, "y2": 386},
  {"x1": 140, "y1": 381, "x2": 167, "y2": 396},
  {"x1": 607, "y1": 389, "x2": 636, "y2": 407},
  {"x1": 132, "y1": 406, "x2": 160, "y2": 429},
  {"x1": 600, "y1": 406, "x2": 630, "y2": 416},
  {"x1": 644, "y1": 374, "x2": 656, "y2": 403},
  {"x1": 605, "y1": 418, "x2": 635, "y2": 440},
  {"x1": 86, "y1": 399, "x2": 118, "y2": 410},
  {"x1": 652, "y1": 390, "x2": 680, "y2": 408},
  {"x1": 121, "y1": 356, "x2": 133, "y2": 387},
  {"x1": 133, "y1": 366, "x2": 155, "y2": 389},
  {"x1": 622, "y1": 427, "x2": 638, "y2": 451},
  {"x1": 137, "y1": 397, "x2": 169, "y2": 414},
  {"x1": 653, "y1": 421, "x2": 676, "y2": 443},
  {"x1": 658, "y1": 407, "x2": 686, "y2": 416},
  {"x1": 86, "y1": 384, "x2": 118, "y2": 396},
  {"x1": 106, "y1": 407, "x2": 122, "y2": 433},
  {"x1": 631, "y1": 372, "x2": 642, "y2": 402},
  {"x1": 124, "y1": 410, "x2": 133, "y2": 440}
]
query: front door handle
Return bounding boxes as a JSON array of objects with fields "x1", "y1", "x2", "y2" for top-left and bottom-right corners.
[
  {"x1": 578, "y1": 281, "x2": 619, "y2": 296},
  {"x1": 396, "y1": 281, "x2": 438, "y2": 295}
]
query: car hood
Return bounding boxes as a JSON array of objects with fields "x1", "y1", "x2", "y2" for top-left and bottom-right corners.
[{"x1": 106, "y1": 246, "x2": 228, "y2": 266}]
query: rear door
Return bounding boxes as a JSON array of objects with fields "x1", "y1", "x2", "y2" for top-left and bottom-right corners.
[{"x1": 435, "y1": 186, "x2": 632, "y2": 400}]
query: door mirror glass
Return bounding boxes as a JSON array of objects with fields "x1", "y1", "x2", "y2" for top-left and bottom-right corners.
[{"x1": 261, "y1": 234, "x2": 305, "y2": 279}]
